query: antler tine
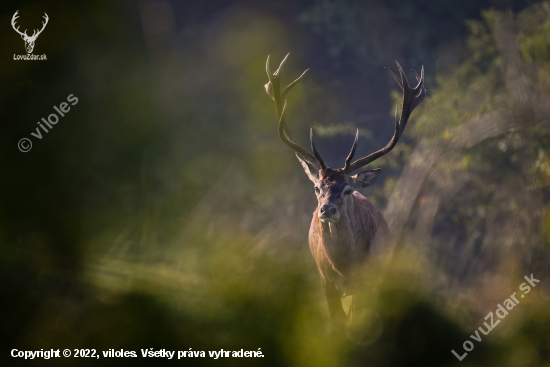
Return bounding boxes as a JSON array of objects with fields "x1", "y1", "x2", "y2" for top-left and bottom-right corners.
[
  {"x1": 411, "y1": 66, "x2": 425, "y2": 91},
  {"x1": 265, "y1": 54, "x2": 321, "y2": 167},
  {"x1": 310, "y1": 129, "x2": 327, "y2": 170},
  {"x1": 411, "y1": 65, "x2": 426, "y2": 110},
  {"x1": 411, "y1": 69, "x2": 421, "y2": 83},
  {"x1": 266, "y1": 55, "x2": 273, "y2": 79},
  {"x1": 11, "y1": 10, "x2": 18, "y2": 24},
  {"x1": 343, "y1": 129, "x2": 359, "y2": 172},
  {"x1": 384, "y1": 67, "x2": 403, "y2": 90},
  {"x1": 347, "y1": 62, "x2": 426, "y2": 173},
  {"x1": 11, "y1": 10, "x2": 27, "y2": 37},
  {"x1": 282, "y1": 69, "x2": 308, "y2": 98},
  {"x1": 395, "y1": 61, "x2": 409, "y2": 90},
  {"x1": 275, "y1": 53, "x2": 290, "y2": 76},
  {"x1": 33, "y1": 12, "x2": 49, "y2": 38}
]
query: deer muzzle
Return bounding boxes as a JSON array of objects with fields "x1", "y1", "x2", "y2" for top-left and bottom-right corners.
[{"x1": 318, "y1": 204, "x2": 340, "y2": 223}]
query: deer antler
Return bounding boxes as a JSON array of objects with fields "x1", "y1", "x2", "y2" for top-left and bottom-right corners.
[
  {"x1": 345, "y1": 62, "x2": 426, "y2": 173},
  {"x1": 30, "y1": 13, "x2": 48, "y2": 40},
  {"x1": 12, "y1": 11, "x2": 48, "y2": 41},
  {"x1": 11, "y1": 11, "x2": 28, "y2": 38},
  {"x1": 265, "y1": 54, "x2": 327, "y2": 169}
]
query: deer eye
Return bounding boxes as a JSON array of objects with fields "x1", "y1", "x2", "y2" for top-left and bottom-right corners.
[{"x1": 314, "y1": 187, "x2": 320, "y2": 193}]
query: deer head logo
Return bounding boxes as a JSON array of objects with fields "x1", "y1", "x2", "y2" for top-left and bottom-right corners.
[{"x1": 11, "y1": 11, "x2": 49, "y2": 54}]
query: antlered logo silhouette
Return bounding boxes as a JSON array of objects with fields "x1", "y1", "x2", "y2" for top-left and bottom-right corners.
[{"x1": 11, "y1": 11, "x2": 49, "y2": 54}]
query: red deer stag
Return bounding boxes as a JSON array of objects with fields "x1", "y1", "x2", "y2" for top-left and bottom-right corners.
[{"x1": 264, "y1": 54, "x2": 426, "y2": 331}]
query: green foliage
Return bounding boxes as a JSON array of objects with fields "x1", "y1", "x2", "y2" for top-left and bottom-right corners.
[{"x1": 406, "y1": 2, "x2": 550, "y2": 280}]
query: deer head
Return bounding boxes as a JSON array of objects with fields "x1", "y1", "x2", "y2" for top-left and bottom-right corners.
[
  {"x1": 12, "y1": 11, "x2": 49, "y2": 54},
  {"x1": 265, "y1": 54, "x2": 426, "y2": 223}
]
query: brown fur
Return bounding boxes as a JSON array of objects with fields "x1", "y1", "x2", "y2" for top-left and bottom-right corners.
[{"x1": 308, "y1": 170, "x2": 389, "y2": 326}]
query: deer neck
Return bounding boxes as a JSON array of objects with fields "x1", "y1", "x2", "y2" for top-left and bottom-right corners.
[{"x1": 318, "y1": 196, "x2": 358, "y2": 249}]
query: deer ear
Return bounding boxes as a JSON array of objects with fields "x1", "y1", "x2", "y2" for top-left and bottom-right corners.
[
  {"x1": 350, "y1": 168, "x2": 381, "y2": 188},
  {"x1": 295, "y1": 153, "x2": 319, "y2": 182}
]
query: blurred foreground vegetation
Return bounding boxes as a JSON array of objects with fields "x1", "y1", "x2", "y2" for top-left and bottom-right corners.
[{"x1": 0, "y1": 1, "x2": 549, "y2": 366}]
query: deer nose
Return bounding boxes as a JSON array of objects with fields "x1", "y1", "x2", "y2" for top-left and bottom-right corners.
[{"x1": 320, "y1": 205, "x2": 337, "y2": 216}]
